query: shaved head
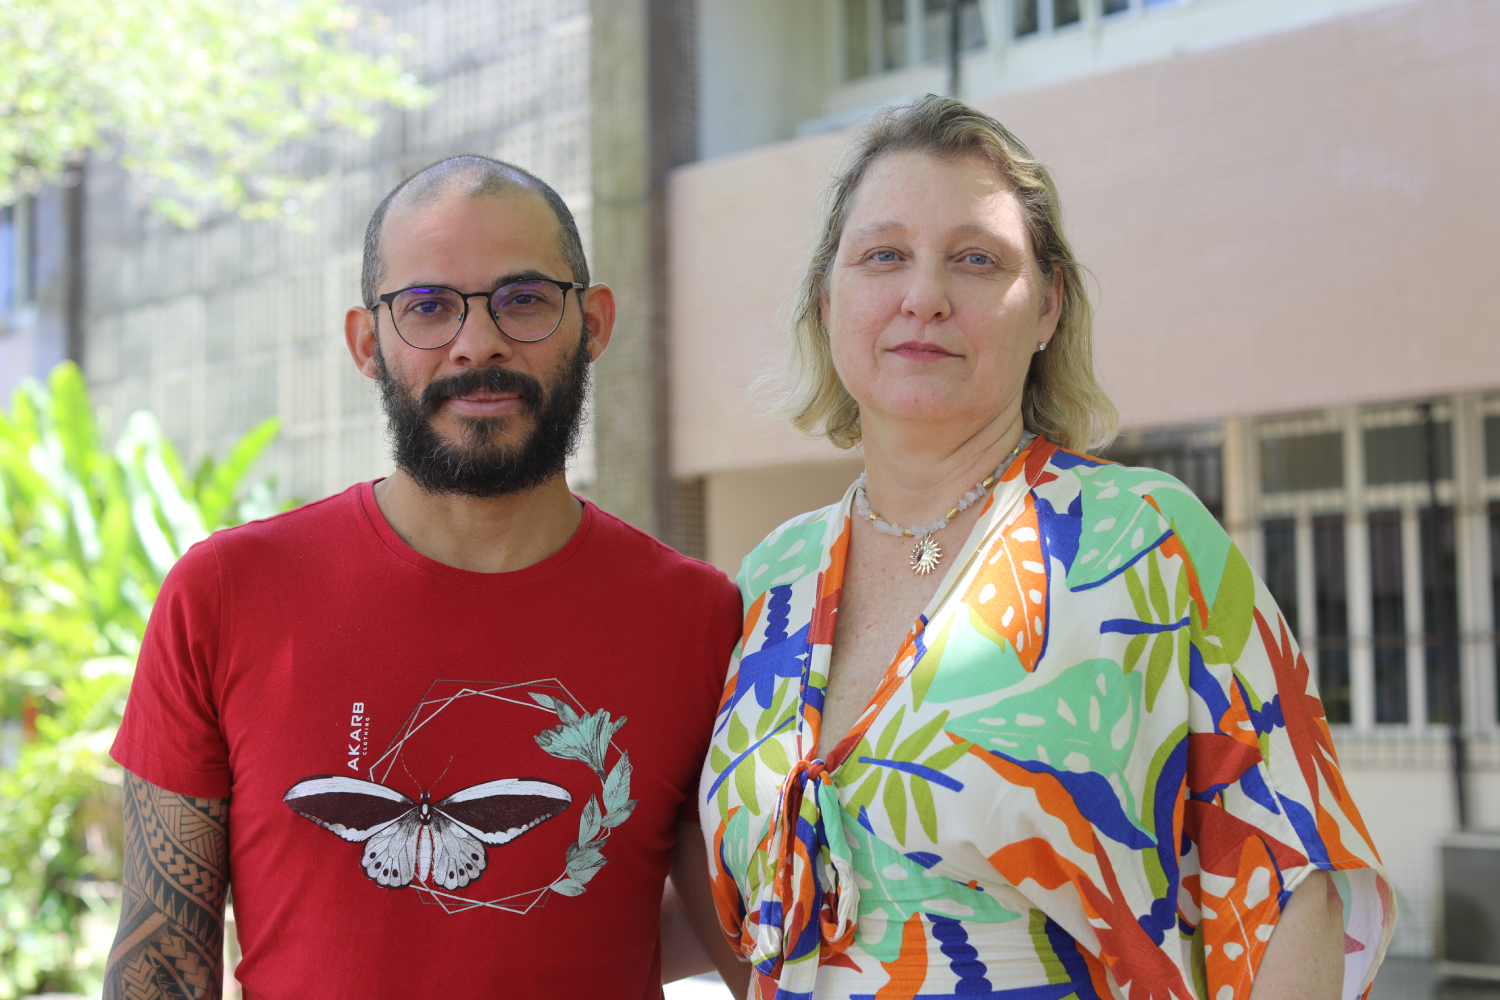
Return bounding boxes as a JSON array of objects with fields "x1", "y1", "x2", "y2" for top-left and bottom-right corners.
[{"x1": 360, "y1": 155, "x2": 589, "y2": 308}]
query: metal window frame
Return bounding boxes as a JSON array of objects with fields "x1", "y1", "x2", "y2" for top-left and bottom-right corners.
[{"x1": 1248, "y1": 396, "x2": 1497, "y2": 740}]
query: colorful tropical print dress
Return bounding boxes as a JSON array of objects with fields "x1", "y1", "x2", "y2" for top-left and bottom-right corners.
[{"x1": 699, "y1": 437, "x2": 1394, "y2": 1000}]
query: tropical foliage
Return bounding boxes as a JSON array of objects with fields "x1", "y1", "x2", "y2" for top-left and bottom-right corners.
[
  {"x1": 0, "y1": 362, "x2": 279, "y2": 996},
  {"x1": 1, "y1": 0, "x2": 430, "y2": 223}
]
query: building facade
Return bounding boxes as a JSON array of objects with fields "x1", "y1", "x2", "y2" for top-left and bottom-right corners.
[
  {"x1": 71, "y1": 0, "x2": 594, "y2": 507},
  {"x1": 20, "y1": 0, "x2": 1494, "y2": 969},
  {"x1": 669, "y1": 0, "x2": 1500, "y2": 960}
]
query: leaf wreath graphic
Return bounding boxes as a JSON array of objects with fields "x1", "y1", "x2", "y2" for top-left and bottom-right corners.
[{"x1": 530, "y1": 693, "x2": 637, "y2": 896}]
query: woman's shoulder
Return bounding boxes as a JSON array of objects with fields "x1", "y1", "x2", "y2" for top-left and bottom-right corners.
[
  {"x1": 1033, "y1": 445, "x2": 1238, "y2": 597},
  {"x1": 735, "y1": 498, "x2": 848, "y2": 598}
]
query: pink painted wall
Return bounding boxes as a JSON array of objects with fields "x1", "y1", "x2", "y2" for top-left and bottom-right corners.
[{"x1": 668, "y1": 0, "x2": 1500, "y2": 476}]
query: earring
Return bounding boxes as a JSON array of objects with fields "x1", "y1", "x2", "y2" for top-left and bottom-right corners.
[{"x1": 1037, "y1": 341, "x2": 1048, "y2": 352}]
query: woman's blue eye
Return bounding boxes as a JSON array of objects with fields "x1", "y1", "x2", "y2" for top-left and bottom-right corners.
[
  {"x1": 966, "y1": 253, "x2": 992, "y2": 266},
  {"x1": 872, "y1": 250, "x2": 897, "y2": 262}
]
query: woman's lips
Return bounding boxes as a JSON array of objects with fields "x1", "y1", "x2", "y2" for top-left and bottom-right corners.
[{"x1": 889, "y1": 341, "x2": 958, "y2": 361}]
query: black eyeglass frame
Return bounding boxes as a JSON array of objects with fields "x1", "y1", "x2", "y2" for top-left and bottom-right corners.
[{"x1": 375, "y1": 278, "x2": 586, "y2": 349}]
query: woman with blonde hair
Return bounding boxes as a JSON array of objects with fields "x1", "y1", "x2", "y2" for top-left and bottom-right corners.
[{"x1": 698, "y1": 96, "x2": 1393, "y2": 1000}]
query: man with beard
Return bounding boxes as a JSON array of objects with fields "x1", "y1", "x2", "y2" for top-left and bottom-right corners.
[{"x1": 105, "y1": 156, "x2": 749, "y2": 999}]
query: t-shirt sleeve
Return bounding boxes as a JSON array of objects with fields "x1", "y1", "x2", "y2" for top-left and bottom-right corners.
[
  {"x1": 1166, "y1": 494, "x2": 1396, "y2": 999},
  {"x1": 110, "y1": 536, "x2": 233, "y2": 799},
  {"x1": 674, "y1": 565, "x2": 744, "y2": 827}
]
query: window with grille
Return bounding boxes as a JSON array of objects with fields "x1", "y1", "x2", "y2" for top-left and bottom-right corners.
[
  {"x1": 1250, "y1": 401, "x2": 1489, "y2": 735},
  {"x1": 843, "y1": 0, "x2": 984, "y2": 81}
]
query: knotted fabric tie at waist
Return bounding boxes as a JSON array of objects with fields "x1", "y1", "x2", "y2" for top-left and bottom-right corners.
[{"x1": 748, "y1": 758, "x2": 860, "y2": 999}]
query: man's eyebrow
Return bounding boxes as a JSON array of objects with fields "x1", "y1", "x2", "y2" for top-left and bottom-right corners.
[
  {"x1": 397, "y1": 268, "x2": 570, "y2": 291},
  {"x1": 493, "y1": 268, "x2": 570, "y2": 286}
]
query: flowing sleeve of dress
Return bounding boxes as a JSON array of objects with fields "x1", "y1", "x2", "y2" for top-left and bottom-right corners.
[{"x1": 986, "y1": 445, "x2": 1397, "y2": 1000}]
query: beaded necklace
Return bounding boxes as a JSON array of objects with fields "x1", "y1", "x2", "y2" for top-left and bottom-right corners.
[{"x1": 853, "y1": 433, "x2": 1034, "y2": 575}]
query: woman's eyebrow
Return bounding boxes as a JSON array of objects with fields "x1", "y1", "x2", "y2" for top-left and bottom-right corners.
[
  {"x1": 844, "y1": 220, "x2": 907, "y2": 242},
  {"x1": 944, "y1": 222, "x2": 1012, "y2": 243},
  {"x1": 845, "y1": 221, "x2": 1015, "y2": 245}
]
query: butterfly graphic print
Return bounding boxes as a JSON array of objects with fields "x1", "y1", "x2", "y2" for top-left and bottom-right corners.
[{"x1": 284, "y1": 775, "x2": 572, "y2": 890}]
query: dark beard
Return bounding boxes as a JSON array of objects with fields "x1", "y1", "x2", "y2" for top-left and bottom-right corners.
[{"x1": 374, "y1": 326, "x2": 592, "y2": 498}]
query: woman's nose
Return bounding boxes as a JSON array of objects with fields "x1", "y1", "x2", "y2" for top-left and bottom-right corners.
[{"x1": 900, "y1": 262, "x2": 952, "y2": 324}]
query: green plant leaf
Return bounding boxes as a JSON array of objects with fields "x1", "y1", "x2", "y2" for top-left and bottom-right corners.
[
  {"x1": 603, "y1": 751, "x2": 633, "y2": 813},
  {"x1": 910, "y1": 774, "x2": 937, "y2": 842},
  {"x1": 836, "y1": 736, "x2": 874, "y2": 785},
  {"x1": 578, "y1": 795, "x2": 602, "y2": 844},
  {"x1": 601, "y1": 798, "x2": 637, "y2": 829},
  {"x1": 0, "y1": 360, "x2": 285, "y2": 992},
  {"x1": 196, "y1": 417, "x2": 279, "y2": 528},
  {"x1": 911, "y1": 617, "x2": 954, "y2": 709},
  {"x1": 882, "y1": 770, "x2": 907, "y2": 845},
  {"x1": 844, "y1": 770, "x2": 880, "y2": 819},
  {"x1": 1147, "y1": 550, "x2": 1170, "y2": 623},
  {"x1": 874, "y1": 705, "x2": 906, "y2": 759},
  {"x1": 892, "y1": 710, "x2": 950, "y2": 764},
  {"x1": 756, "y1": 678, "x2": 790, "y2": 739},
  {"x1": 727, "y1": 712, "x2": 750, "y2": 755},
  {"x1": 734, "y1": 759, "x2": 760, "y2": 815},
  {"x1": 1145, "y1": 633, "x2": 1174, "y2": 712},
  {"x1": 551, "y1": 876, "x2": 587, "y2": 896},
  {"x1": 920, "y1": 738, "x2": 973, "y2": 772},
  {"x1": 759, "y1": 737, "x2": 791, "y2": 776}
]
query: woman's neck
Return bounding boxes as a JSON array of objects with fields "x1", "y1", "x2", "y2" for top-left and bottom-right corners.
[{"x1": 857, "y1": 410, "x2": 1029, "y2": 526}]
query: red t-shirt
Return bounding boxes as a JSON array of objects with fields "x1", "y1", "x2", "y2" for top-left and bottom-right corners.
[{"x1": 111, "y1": 483, "x2": 742, "y2": 999}]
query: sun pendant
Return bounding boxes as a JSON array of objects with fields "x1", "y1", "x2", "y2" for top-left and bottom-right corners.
[{"x1": 910, "y1": 535, "x2": 942, "y2": 576}]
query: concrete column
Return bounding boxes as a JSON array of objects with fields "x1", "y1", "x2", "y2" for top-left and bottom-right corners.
[
  {"x1": 1295, "y1": 509, "x2": 1317, "y2": 665},
  {"x1": 589, "y1": 0, "x2": 697, "y2": 544},
  {"x1": 1403, "y1": 504, "x2": 1428, "y2": 729},
  {"x1": 1452, "y1": 393, "x2": 1491, "y2": 736},
  {"x1": 1345, "y1": 407, "x2": 1375, "y2": 733},
  {"x1": 1221, "y1": 416, "x2": 1257, "y2": 560}
]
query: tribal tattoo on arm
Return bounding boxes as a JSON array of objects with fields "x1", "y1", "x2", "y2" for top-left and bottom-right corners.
[{"x1": 103, "y1": 772, "x2": 231, "y2": 1000}]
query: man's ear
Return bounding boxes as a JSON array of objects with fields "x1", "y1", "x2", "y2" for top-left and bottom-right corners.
[
  {"x1": 580, "y1": 283, "x2": 616, "y2": 361},
  {"x1": 346, "y1": 307, "x2": 380, "y2": 379}
]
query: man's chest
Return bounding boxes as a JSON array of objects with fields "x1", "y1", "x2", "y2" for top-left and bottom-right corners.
[{"x1": 213, "y1": 618, "x2": 705, "y2": 913}]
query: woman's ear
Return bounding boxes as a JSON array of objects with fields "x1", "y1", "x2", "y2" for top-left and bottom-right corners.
[{"x1": 1038, "y1": 267, "x2": 1064, "y2": 342}]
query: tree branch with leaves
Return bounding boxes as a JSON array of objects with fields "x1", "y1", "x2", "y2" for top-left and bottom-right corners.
[{"x1": 1, "y1": 0, "x2": 430, "y2": 223}]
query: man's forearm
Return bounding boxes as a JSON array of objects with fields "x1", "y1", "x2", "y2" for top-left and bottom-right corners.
[{"x1": 103, "y1": 772, "x2": 231, "y2": 1000}]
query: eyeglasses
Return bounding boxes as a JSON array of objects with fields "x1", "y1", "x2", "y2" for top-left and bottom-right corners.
[{"x1": 376, "y1": 278, "x2": 586, "y2": 349}]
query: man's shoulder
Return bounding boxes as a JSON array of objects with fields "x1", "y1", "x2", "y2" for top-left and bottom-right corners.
[
  {"x1": 583, "y1": 500, "x2": 735, "y2": 596},
  {"x1": 184, "y1": 482, "x2": 366, "y2": 570}
]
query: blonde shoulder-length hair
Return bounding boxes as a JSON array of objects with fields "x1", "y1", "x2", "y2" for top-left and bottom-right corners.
[{"x1": 774, "y1": 95, "x2": 1118, "y2": 455}]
